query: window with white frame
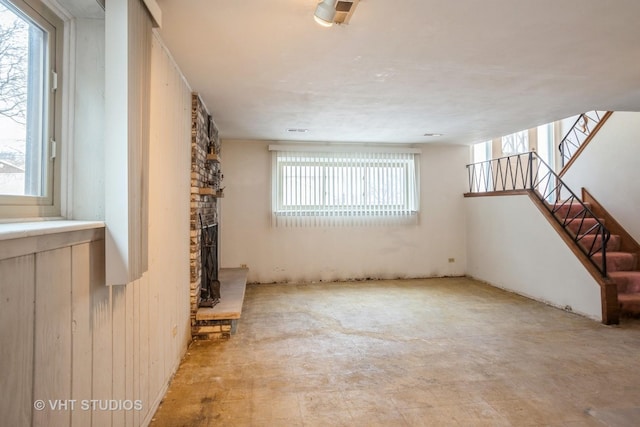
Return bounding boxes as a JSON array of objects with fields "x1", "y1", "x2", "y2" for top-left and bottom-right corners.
[
  {"x1": 270, "y1": 146, "x2": 420, "y2": 226},
  {"x1": 470, "y1": 140, "x2": 492, "y2": 192},
  {"x1": 472, "y1": 140, "x2": 491, "y2": 164},
  {"x1": 501, "y1": 130, "x2": 528, "y2": 155},
  {"x1": 537, "y1": 122, "x2": 557, "y2": 202},
  {"x1": 0, "y1": 0, "x2": 61, "y2": 218}
]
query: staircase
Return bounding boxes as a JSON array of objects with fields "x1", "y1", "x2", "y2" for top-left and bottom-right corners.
[
  {"x1": 551, "y1": 191, "x2": 640, "y2": 318},
  {"x1": 466, "y1": 148, "x2": 640, "y2": 324}
]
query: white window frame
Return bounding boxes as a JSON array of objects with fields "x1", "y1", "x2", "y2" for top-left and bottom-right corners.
[
  {"x1": 0, "y1": 0, "x2": 62, "y2": 219},
  {"x1": 270, "y1": 145, "x2": 421, "y2": 227},
  {"x1": 470, "y1": 140, "x2": 492, "y2": 192},
  {"x1": 472, "y1": 140, "x2": 491, "y2": 164},
  {"x1": 501, "y1": 129, "x2": 529, "y2": 156}
]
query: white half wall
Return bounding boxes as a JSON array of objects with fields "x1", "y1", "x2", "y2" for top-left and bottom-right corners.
[
  {"x1": 220, "y1": 140, "x2": 469, "y2": 284},
  {"x1": 562, "y1": 112, "x2": 640, "y2": 242},
  {"x1": 465, "y1": 194, "x2": 602, "y2": 321}
]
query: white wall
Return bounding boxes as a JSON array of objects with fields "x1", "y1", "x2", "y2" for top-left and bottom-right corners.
[
  {"x1": 465, "y1": 195, "x2": 602, "y2": 320},
  {"x1": 220, "y1": 140, "x2": 469, "y2": 283},
  {"x1": 562, "y1": 112, "x2": 640, "y2": 242},
  {"x1": 0, "y1": 30, "x2": 192, "y2": 427}
]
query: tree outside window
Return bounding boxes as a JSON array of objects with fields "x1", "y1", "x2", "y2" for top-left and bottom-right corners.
[{"x1": 0, "y1": 1, "x2": 47, "y2": 197}]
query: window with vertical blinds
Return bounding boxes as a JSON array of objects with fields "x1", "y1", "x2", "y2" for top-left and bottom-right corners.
[{"x1": 270, "y1": 145, "x2": 420, "y2": 227}]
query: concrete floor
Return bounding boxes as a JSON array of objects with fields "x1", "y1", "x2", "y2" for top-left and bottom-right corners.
[{"x1": 150, "y1": 277, "x2": 640, "y2": 426}]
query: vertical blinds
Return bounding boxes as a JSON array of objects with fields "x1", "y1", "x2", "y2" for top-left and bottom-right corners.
[
  {"x1": 270, "y1": 146, "x2": 420, "y2": 227},
  {"x1": 105, "y1": 0, "x2": 152, "y2": 285},
  {"x1": 129, "y1": 0, "x2": 152, "y2": 280}
]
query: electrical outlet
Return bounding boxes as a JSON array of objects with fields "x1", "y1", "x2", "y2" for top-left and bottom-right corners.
[
  {"x1": 448, "y1": 258, "x2": 455, "y2": 263},
  {"x1": 172, "y1": 325, "x2": 177, "y2": 337},
  {"x1": 240, "y1": 264, "x2": 247, "y2": 268}
]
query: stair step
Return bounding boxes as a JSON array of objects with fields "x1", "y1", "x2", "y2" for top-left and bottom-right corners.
[
  {"x1": 565, "y1": 217, "x2": 605, "y2": 235},
  {"x1": 592, "y1": 252, "x2": 638, "y2": 272},
  {"x1": 609, "y1": 271, "x2": 640, "y2": 293},
  {"x1": 552, "y1": 202, "x2": 592, "y2": 219},
  {"x1": 618, "y1": 293, "x2": 640, "y2": 316},
  {"x1": 578, "y1": 234, "x2": 621, "y2": 253}
]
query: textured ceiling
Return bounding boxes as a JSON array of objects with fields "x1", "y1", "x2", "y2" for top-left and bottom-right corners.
[{"x1": 156, "y1": 0, "x2": 640, "y2": 145}]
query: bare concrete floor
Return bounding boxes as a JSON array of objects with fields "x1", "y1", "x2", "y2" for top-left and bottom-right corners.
[{"x1": 150, "y1": 277, "x2": 640, "y2": 426}]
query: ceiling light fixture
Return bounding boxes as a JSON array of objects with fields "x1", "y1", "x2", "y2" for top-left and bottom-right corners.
[
  {"x1": 424, "y1": 133, "x2": 444, "y2": 137},
  {"x1": 287, "y1": 128, "x2": 309, "y2": 133},
  {"x1": 314, "y1": 0, "x2": 336, "y2": 27}
]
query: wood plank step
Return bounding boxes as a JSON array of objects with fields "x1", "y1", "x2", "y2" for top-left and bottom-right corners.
[{"x1": 196, "y1": 268, "x2": 248, "y2": 321}]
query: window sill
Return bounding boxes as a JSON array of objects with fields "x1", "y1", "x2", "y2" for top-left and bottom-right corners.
[
  {"x1": 0, "y1": 219, "x2": 105, "y2": 261},
  {"x1": 0, "y1": 220, "x2": 105, "y2": 242},
  {"x1": 273, "y1": 211, "x2": 418, "y2": 217}
]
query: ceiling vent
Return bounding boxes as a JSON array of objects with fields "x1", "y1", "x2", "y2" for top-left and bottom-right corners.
[{"x1": 334, "y1": 0, "x2": 360, "y2": 25}]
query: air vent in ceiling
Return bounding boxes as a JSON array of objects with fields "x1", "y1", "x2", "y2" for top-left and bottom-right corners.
[{"x1": 334, "y1": 0, "x2": 360, "y2": 25}]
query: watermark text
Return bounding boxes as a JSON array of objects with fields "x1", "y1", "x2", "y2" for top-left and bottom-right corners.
[{"x1": 34, "y1": 399, "x2": 143, "y2": 411}]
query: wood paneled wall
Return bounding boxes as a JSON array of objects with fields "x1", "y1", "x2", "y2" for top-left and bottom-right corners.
[{"x1": 0, "y1": 30, "x2": 193, "y2": 427}]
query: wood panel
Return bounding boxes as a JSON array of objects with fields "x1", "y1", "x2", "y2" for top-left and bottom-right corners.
[
  {"x1": 163, "y1": 269, "x2": 176, "y2": 380},
  {"x1": 125, "y1": 279, "x2": 135, "y2": 426},
  {"x1": 71, "y1": 244, "x2": 93, "y2": 427},
  {"x1": 0, "y1": 227, "x2": 104, "y2": 261},
  {"x1": 112, "y1": 285, "x2": 127, "y2": 426},
  {"x1": 0, "y1": 20, "x2": 195, "y2": 427},
  {"x1": 148, "y1": 270, "x2": 164, "y2": 405},
  {"x1": 132, "y1": 277, "x2": 142, "y2": 426},
  {"x1": 34, "y1": 247, "x2": 72, "y2": 427},
  {"x1": 138, "y1": 273, "x2": 150, "y2": 421},
  {"x1": 90, "y1": 239, "x2": 112, "y2": 427},
  {"x1": 0, "y1": 255, "x2": 35, "y2": 427}
]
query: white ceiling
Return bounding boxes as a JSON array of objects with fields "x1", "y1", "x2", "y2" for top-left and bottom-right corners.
[{"x1": 156, "y1": 0, "x2": 640, "y2": 145}]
